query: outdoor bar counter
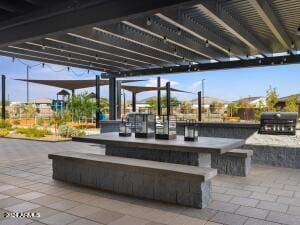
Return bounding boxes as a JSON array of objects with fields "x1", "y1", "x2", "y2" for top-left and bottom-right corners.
[{"x1": 73, "y1": 133, "x2": 246, "y2": 171}]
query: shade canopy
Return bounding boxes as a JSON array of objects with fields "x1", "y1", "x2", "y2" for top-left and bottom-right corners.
[
  {"x1": 0, "y1": 0, "x2": 299, "y2": 77},
  {"x1": 57, "y1": 89, "x2": 70, "y2": 96},
  {"x1": 15, "y1": 78, "x2": 145, "y2": 90},
  {"x1": 121, "y1": 85, "x2": 192, "y2": 94}
]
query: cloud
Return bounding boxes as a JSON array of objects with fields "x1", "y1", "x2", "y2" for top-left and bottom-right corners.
[{"x1": 145, "y1": 78, "x2": 179, "y2": 87}]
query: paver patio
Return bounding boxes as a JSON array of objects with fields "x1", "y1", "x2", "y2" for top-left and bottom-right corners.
[{"x1": 0, "y1": 138, "x2": 299, "y2": 225}]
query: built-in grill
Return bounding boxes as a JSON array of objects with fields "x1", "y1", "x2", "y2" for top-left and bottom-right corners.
[{"x1": 259, "y1": 112, "x2": 297, "y2": 135}]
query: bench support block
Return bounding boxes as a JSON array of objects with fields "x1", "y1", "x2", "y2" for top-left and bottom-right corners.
[
  {"x1": 51, "y1": 157, "x2": 212, "y2": 208},
  {"x1": 211, "y1": 154, "x2": 251, "y2": 176}
]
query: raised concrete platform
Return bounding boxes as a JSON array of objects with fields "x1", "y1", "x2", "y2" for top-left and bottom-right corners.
[{"x1": 48, "y1": 152, "x2": 217, "y2": 208}]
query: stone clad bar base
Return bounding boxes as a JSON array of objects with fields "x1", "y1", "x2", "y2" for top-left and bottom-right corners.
[
  {"x1": 106, "y1": 145, "x2": 211, "y2": 167},
  {"x1": 106, "y1": 145, "x2": 252, "y2": 176},
  {"x1": 244, "y1": 144, "x2": 300, "y2": 169},
  {"x1": 49, "y1": 153, "x2": 216, "y2": 208}
]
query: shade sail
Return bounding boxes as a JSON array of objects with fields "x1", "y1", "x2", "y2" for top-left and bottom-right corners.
[
  {"x1": 121, "y1": 85, "x2": 192, "y2": 94},
  {"x1": 15, "y1": 79, "x2": 145, "y2": 90}
]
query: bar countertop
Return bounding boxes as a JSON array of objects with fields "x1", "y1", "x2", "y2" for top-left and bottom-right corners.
[{"x1": 73, "y1": 132, "x2": 245, "y2": 154}]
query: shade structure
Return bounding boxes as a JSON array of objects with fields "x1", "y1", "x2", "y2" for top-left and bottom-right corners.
[
  {"x1": 57, "y1": 89, "x2": 70, "y2": 96},
  {"x1": 121, "y1": 85, "x2": 192, "y2": 94},
  {"x1": 0, "y1": 0, "x2": 298, "y2": 77},
  {"x1": 15, "y1": 79, "x2": 145, "y2": 90}
]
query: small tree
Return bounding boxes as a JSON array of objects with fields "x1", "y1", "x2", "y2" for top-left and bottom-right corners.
[
  {"x1": 266, "y1": 86, "x2": 279, "y2": 112},
  {"x1": 227, "y1": 103, "x2": 238, "y2": 117},
  {"x1": 181, "y1": 100, "x2": 193, "y2": 114},
  {"x1": 210, "y1": 101, "x2": 224, "y2": 114},
  {"x1": 284, "y1": 96, "x2": 298, "y2": 112},
  {"x1": 254, "y1": 100, "x2": 266, "y2": 121}
]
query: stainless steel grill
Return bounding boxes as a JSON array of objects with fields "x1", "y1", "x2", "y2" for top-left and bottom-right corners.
[{"x1": 259, "y1": 112, "x2": 297, "y2": 135}]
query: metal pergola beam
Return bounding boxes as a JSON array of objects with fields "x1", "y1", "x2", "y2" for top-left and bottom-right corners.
[
  {"x1": 197, "y1": 1, "x2": 272, "y2": 56},
  {"x1": 155, "y1": 10, "x2": 247, "y2": 59},
  {"x1": 107, "y1": 55, "x2": 300, "y2": 77},
  {"x1": 122, "y1": 19, "x2": 226, "y2": 62},
  {"x1": 7, "y1": 44, "x2": 125, "y2": 71},
  {"x1": 44, "y1": 35, "x2": 152, "y2": 67},
  {"x1": 95, "y1": 23, "x2": 192, "y2": 65},
  {"x1": 0, "y1": 0, "x2": 200, "y2": 48},
  {"x1": 0, "y1": 49, "x2": 104, "y2": 71},
  {"x1": 248, "y1": 0, "x2": 291, "y2": 50}
]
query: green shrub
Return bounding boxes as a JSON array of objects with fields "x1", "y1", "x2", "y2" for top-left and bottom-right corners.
[
  {"x1": 58, "y1": 125, "x2": 86, "y2": 138},
  {"x1": 16, "y1": 127, "x2": 52, "y2": 138},
  {"x1": 0, "y1": 120, "x2": 12, "y2": 129},
  {"x1": 0, "y1": 128, "x2": 9, "y2": 137},
  {"x1": 36, "y1": 117, "x2": 44, "y2": 126}
]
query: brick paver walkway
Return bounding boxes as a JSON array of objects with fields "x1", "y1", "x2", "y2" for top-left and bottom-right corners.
[{"x1": 0, "y1": 138, "x2": 299, "y2": 225}]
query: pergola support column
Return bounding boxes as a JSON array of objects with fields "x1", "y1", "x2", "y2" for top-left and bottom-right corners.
[
  {"x1": 198, "y1": 91, "x2": 202, "y2": 122},
  {"x1": 132, "y1": 92, "x2": 136, "y2": 112},
  {"x1": 109, "y1": 77, "x2": 116, "y2": 120},
  {"x1": 95, "y1": 75, "x2": 100, "y2": 128},
  {"x1": 166, "y1": 81, "x2": 171, "y2": 116},
  {"x1": 157, "y1": 77, "x2": 161, "y2": 116},
  {"x1": 1, "y1": 75, "x2": 5, "y2": 120},
  {"x1": 116, "y1": 80, "x2": 122, "y2": 119}
]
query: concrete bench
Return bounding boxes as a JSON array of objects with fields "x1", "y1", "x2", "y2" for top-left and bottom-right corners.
[
  {"x1": 48, "y1": 152, "x2": 217, "y2": 208},
  {"x1": 211, "y1": 149, "x2": 253, "y2": 176}
]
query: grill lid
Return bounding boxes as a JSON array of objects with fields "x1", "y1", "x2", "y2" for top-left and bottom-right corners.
[{"x1": 260, "y1": 112, "x2": 298, "y2": 120}]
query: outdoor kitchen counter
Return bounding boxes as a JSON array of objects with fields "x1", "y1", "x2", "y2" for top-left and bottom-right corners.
[{"x1": 73, "y1": 132, "x2": 245, "y2": 155}]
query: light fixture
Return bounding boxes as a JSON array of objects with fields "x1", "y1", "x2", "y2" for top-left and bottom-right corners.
[
  {"x1": 291, "y1": 41, "x2": 295, "y2": 49},
  {"x1": 271, "y1": 62, "x2": 274, "y2": 65},
  {"x1": 176, "y1": 28, "x2": 181, "y2": 36},
  {"x1": 42, "y1": 45, "x2": 46, "y2": 50},
  {"x1": 205, "y1": 40, "x2": 209, "y2": 48},
  {"x1": 280, "y1": 61, "x2": 283, "y2": 65},
  {"x1": 283, "y1": 57, "x2": 287, "y2": 62},
  {"x1": 297, "y1": 26, "x2": 300, "y2": 36},
  {"x1": 258, "y1": 59, "x2": 262, "y2": 64},
  {"x1": 146, "y1": 17, "x2": 152, "y2": 26},
  {"x1": 170, "y1": 68, "x2": 173, "y2": 72},
  {"x1": 89, "y1": 63, "x2": 93, "y2": 67},
  {"x1": 163, "y1": 36, "x2": 167, "y2": 44}
]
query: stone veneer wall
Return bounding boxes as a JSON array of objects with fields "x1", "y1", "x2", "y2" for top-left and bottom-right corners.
[
  {"x1": 100, "y1": 120, "x2": 259, "y2": 139},
  {"x1": 243, "y1": 144, "x2": 300, "y2": 169},
  {"x1": 52, "y1": 156, "x2": 212, "y2": 208}
]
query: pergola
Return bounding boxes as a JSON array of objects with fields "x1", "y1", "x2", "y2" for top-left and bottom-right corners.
[{"x1": 0, "y1": 0, "x2": 300, "y2": 120}]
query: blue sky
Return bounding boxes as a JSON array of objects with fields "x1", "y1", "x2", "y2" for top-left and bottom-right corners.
[{"x1": 1, "y1": 55, "x2": 299, "y2": 102}]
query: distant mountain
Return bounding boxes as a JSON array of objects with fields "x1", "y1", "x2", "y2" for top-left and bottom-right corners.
[{"x1": 191, "y1": 96, "x2": 227, "y2": 105}]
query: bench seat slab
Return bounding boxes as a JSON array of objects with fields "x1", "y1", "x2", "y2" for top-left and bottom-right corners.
[{"x1": 49, "y1": 153, "x2": 216, "y2": 208}]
